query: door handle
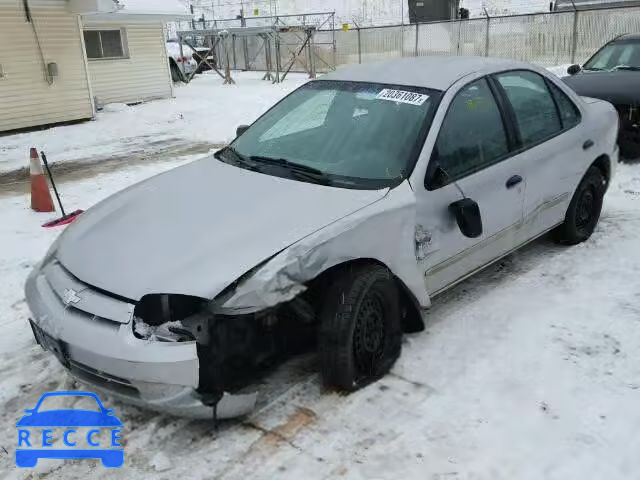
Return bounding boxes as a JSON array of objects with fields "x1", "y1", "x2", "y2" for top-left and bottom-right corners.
[
  {"x1": 506, "y1": 175, "x2": 523, "y2": 189},
  {"x1": 583, "y1": 139, "x2": 594, "y2": 150}
]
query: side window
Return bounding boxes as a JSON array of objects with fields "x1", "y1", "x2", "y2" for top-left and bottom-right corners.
[
  {"x1": 548, "y1": 82, "x2": 581, "y2": 129},
  {"x1": 496, "y1": 70, "x2": 562, "y2": 147},
  {"x1": 430, "y1": 78, "x2": 509, "y2": 185}
]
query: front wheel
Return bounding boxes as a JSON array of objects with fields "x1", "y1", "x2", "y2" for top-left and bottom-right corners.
[
  {"x1": 553, "y1": 166, "x2": 606, "y2": 245},
  {"x1": 319, "y1": 264, "x2": 402, "y2": 392}
]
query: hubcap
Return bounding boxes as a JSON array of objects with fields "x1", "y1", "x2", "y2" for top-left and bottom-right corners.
[{"x1": 353, "y1": 290, "x2": 386, "y2": 375}]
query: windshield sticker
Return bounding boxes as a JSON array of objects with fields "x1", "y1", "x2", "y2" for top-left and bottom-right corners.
[{"x1": 376, "y1": 89, "x2": 429, "y2": 106}]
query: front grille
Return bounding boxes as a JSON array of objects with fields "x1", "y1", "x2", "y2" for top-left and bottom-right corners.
[
  {"x1": 43, "y1": 260, "x2": 135, "y2": 324},
  {"x1": 68, "y1": 360, "x2": 140, "y2": 398}
]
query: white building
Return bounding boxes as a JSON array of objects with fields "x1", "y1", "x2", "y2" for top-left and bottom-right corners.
[{"x1": 0, "y1": 0, "x2": 191, "y2": 133}]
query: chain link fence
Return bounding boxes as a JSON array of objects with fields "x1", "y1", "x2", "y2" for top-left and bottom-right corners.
[
  {"x1": 175, "y1": 5, "x2": 640, "y2": 76},
  {"x1": 336, "y1": 5, "x2": 640, "y2": 70}
]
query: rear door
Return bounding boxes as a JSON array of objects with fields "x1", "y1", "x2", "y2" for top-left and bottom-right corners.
[
  {"x1": 415, "y1": 78, "x2": 528, "y2": 295},
  {"x1": 492, "y1": 70, "x2": 586, "y2": 238}
]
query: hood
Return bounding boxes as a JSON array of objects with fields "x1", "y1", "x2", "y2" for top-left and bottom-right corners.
[
  {"x1": 56, "y1": 157, "x2": 387, "y2": 301},
  {"x1": 563, "y1": 71, "x2": 640, "y2": 105}
]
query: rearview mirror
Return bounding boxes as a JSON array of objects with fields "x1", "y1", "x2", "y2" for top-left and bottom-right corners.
[
  {"x1": 236, "y1": 125, "x2": 249, "y2": 137},
  {"x1": 567, "y1": 64, "x2": 582, "y2": 76},
  {"x1": 449, "y1": 198, "x2": 483, "y2": 238}
]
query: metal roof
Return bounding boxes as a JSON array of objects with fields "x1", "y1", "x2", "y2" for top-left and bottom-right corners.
[{"x1": 319, "y1": 56, "x2": 534, "y2": 91}]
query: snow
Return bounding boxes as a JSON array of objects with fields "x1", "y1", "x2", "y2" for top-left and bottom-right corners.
[
  {"x1": 547, "y1": 64, "x2": 573, "y2": 78},
  {"x1": 149, "y1": 451, "x2": 173, "y2": 472},
  {"x1": 166, "y1": 40, "x2": 194, "y2": 60},
  {"x1": 134, "y1": 317, "x2": 185, "y2": 342},
  {"x1": 102, "y1": 103, "x2": 132, "y2": 113},
  {"x1": 117, "y1": 0, "x2": 189, "y2": 16},
  {"x1": 0, "y1": 72, "x2": 308, "y2": 176},
  {"x1": 1, "y1": 135, "x2": 640, "y2": 477},
  {"x1": 1, "y1": 52, "x2": 639, "y2": 478}
]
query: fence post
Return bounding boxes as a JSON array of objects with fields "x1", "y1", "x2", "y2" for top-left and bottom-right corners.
[
  {"x1": 570, "y1": 8, "x2": 580, "y2": 64},
  {"x1": 415, "y1": 22, "x2": 419, "y2": 57},
  {"x1": 484, "y1": 8, "x2": 490, "y2": 56},
  {"x1": 357, "y1": 26, "x2": 362, "y2": 64}
]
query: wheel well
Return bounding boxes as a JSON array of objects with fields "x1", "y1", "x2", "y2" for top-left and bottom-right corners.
[
  {"x1": 591, "y1": 155, "x2": 611, "y2": 184},
  {"x1": 305, "y1": 258, "x2": 425, "y2": 334}
]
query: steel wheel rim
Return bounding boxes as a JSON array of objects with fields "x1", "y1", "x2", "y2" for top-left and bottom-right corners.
[
  {"x1": 353, "y1": 289, "x2": 386, "y2": 375},
  {"x1": 576, "y1": 187, "x2": 596, "y2": 230}
]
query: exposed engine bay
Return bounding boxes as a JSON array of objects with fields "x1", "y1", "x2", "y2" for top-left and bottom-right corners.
[{"x1": 132, "y1": 293, "x2": 318, "y2": 402}]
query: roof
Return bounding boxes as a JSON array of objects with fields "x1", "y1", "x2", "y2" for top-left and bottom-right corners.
[
  {"x1": 320, "y1": 56, "x2": 534, "y2": 91},
  {"x1": 555, "y1": 0, "x2": 640, "y2": 10},
  {"x1": 615, "y1": 33, "x2": 640, "y2": 41},
  {"x1": 114, "y1": 0, "x2": 189, "y2": 16},
  {"x1": 78, "y1": 0, "x2": 191, "y2": 20}
]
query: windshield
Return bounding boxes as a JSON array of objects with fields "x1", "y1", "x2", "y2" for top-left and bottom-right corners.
[
  {"x1": 583, "y1": 40, "x2": 640, "y2": 71},
  {"x1": 223, "y1": 80, "x2": 441, "y2": 189}
]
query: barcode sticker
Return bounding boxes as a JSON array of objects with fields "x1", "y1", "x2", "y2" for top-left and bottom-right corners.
[{"x1": 376, "y1": 89, "x2": 429, "y2": 106}]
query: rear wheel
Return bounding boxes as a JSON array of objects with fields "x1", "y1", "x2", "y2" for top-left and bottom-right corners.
[
  {"x1": 553, "y1": 166, "x2": 605, "y2": 245},
  {"x1": 319, "y1": 264, "x2": 402, "y2": 391}
]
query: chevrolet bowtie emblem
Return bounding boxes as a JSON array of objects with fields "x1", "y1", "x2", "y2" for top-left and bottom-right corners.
[{"x1": 62, "y1": 288, "x2": 81, "y2": 306}]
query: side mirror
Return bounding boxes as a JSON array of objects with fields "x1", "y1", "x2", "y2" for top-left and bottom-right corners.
[
  {"x1": 236, "y1": 125, "x2": 249, "y2": 137},
  {"x1": 430, "y1": 165, "x2": 450, "y2": 189},
  {"x1": 567, "y1": 64, "x2": 582, "y2": 76},
  {"x1": 449, "y1": 198, "x2": 483, "y2": 238}
]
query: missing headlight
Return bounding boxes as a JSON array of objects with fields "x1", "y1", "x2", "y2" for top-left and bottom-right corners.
[{"x1": 134, "y1": 294, "x2": 207, "y2": 326}]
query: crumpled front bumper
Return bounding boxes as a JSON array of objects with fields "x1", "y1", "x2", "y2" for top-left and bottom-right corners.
[{"x1": 24, "y1": 264, "x2": 257, "y2": 419}]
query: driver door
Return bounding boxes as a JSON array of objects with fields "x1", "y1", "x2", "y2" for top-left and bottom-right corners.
[{"x1": 415, "y1": 78, "x2": 528, "y2": 295}]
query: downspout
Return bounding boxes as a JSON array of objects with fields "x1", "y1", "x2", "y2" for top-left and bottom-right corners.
[
  {"x1": 24, "y1": 0, "x2": 54, "y2": 85},
  {"x1": 159, "y1": 22, "x2": 175, "y2": 98}
]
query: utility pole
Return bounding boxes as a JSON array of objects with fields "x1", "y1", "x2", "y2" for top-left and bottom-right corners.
[{"x1": 239, "y1": 0, "x2": 249, "y2": 70}]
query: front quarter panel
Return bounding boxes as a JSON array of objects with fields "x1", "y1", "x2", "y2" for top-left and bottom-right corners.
[{"x1": 219, "y1": 181, "x2": 429, "y2": 312}]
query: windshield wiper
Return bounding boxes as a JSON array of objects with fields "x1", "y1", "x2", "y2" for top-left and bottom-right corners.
[
  {"x1": 249, "y1": 155, "x2": 325, "y2": 175},
  {"x1": 249, "y1": 155, "x2": 336, "y2": 185},
  {"x1": 582, "y1": 66, "x2": 604, "y2": 71},
  {"x1": 611, "y1": 65, "x2": 640, "y2": 71},
  {"x1": 214, "y1": 146, "x2": 261, "y2": 170}
]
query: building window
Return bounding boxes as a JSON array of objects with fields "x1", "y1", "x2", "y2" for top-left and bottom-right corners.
[{"x1": 83, "y1": 29, "x2": 128, "y2": 60}]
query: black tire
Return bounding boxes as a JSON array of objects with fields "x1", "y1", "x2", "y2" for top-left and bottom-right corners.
[
  {"x1": 553, "y1": 166, "x2": 606, "y2": 245},
  {"x1": 319, "y1": 264, "x2": 402, "y2": 391}
]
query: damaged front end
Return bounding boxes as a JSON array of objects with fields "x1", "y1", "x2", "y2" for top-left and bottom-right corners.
[
  {"x1": 25, "y1": 259, "x2": 315, "y2": 419},
  {"x1": 130, "y1": 292, "x2": 318, "y2": 417}
]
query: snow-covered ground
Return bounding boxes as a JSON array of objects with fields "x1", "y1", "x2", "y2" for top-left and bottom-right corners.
[
  {"x1": 1, "y1": 145, "x2": 640, "y2": 476},
  {"x1": 0, "y1": 72, "x2": 307, "y2": 176}
]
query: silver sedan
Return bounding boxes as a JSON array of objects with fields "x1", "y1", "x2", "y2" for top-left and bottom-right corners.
[{"x1": 26, "y1": 56, "x2": 618, "y2": 419}]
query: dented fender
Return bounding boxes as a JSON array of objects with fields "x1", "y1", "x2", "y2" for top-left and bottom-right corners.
[{"x1": 219, "y1": 181, "x2": 431, "y2": 313}]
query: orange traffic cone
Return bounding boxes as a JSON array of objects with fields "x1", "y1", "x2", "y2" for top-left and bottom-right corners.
[{"x1": 30, "y1": 148, "x2": 55, "y2": 212}]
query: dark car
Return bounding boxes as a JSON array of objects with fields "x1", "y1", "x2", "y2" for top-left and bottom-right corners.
[{"x1": 563, "y1": 33, "x2": 640, "y2": 159}]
